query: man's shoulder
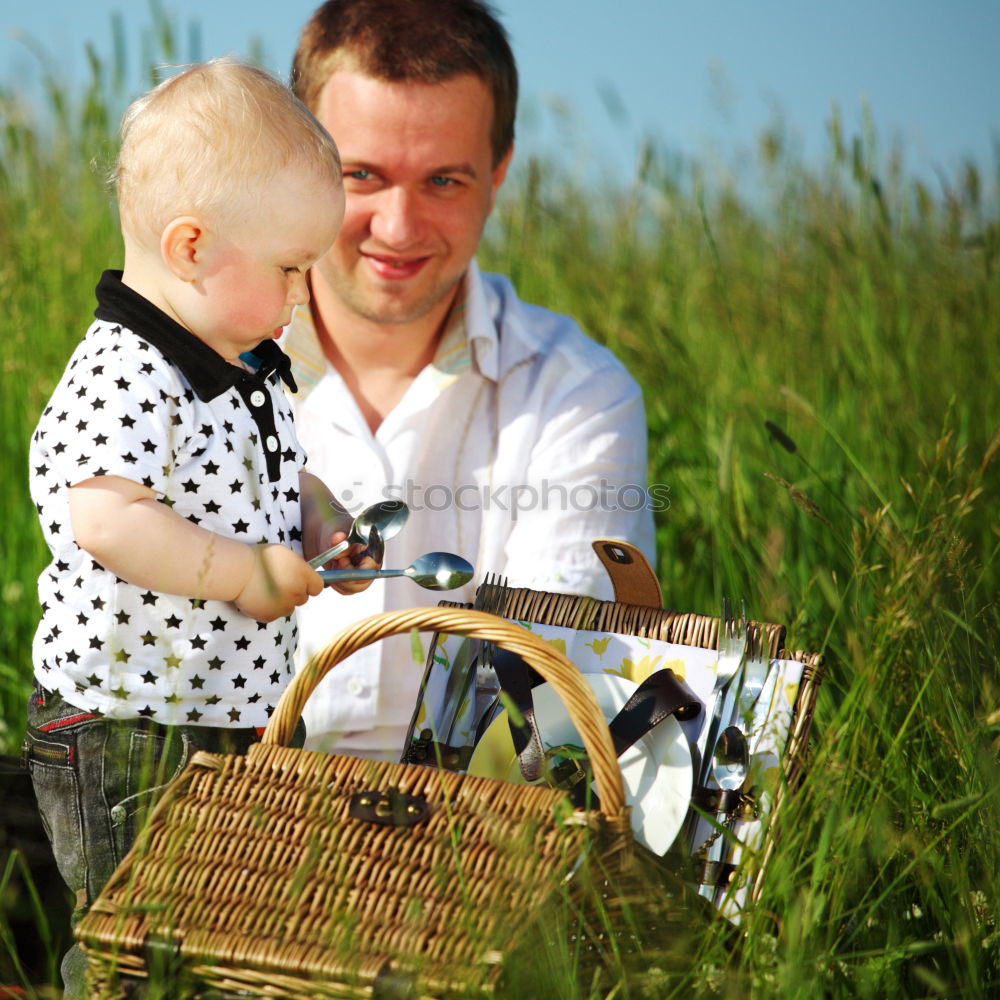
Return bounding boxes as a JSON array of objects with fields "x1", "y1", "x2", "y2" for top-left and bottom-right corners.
[{"x1": 478, "y1": 269, "x2": 634, "y2": 381}]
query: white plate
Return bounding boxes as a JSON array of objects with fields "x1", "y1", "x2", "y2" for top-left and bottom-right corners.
[{"x1": 468, "y1": 674, "x2": 692, "y2": 855}]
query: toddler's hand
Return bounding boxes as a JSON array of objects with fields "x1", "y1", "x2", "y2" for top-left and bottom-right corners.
[
  {"x1": 308, "y1": 529, "x2": 350, "y2": 568},
  {"x1": 234, "y1": 544, "x2": 323, "y2": 622},
  {"x1": 322, "y1": 526, "x2": 384, "y2": 595}
]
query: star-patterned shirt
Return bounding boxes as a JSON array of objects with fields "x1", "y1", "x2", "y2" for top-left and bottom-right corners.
[{"x1": 29, "y1": 270, "x2": 308, "y2": 728}]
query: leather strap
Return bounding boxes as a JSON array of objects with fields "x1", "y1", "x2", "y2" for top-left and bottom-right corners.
[
  {"x1": 659, "y1": 851, "x2": 738, "y2": 889},
  {"x1": 493, "y1": 648, "x2": 546, "y2": 782},
  {"x1": 499, "y1": 661, "x2": 701, "y2": 784},
  {"x1": 607, "y1": 669, "x2": 701, "y2": 757},
  {"x1": 690, "y1": 784, "x2": 760, "y2": 819},
  {"x1": 690, "y1": 785, "x2": 743, "y2": 815},
  {"x1": 592, "y1": 538, "x2": 662, "y2": 608},
  {"x1": 401, "y1": 731, "x2": 473, "y2": 771},
  {"x1": 695, "y1": 859, "x2": 739, "y2": 889}
]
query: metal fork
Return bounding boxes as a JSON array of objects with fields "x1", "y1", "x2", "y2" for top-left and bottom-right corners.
[
  {"x1": 738, "y1": 623, "x2": 771, "y2": 730},
  {"x1": 471, "y1": 574, "x2": 509, "y2": 744},
  {"x1": 695, "y1": 597, "x2": 748, "y2": 789}
]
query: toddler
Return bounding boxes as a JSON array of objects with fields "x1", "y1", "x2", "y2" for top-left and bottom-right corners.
[{"x1": 24, "y1": 57, "x2": 365, "y2": 996}]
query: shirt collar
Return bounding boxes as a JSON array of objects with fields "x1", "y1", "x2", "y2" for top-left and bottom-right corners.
[
  {"x1": 463, "y1": 258, "x2": 501, "y2": 382},
  {"x1": 425, "y1": 273, "x2": 472, "y2": 390},
  {"x1": 282, "y1": 260, "x2": 506, "y2": 405},
  {"x1": 93, "y1": 270, "x2": 297, "y2": 401}
]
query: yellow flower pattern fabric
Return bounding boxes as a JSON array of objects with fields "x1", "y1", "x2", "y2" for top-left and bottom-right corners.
[{"x1": 584, "y1": 637, "x2": 611, "y2": 657}]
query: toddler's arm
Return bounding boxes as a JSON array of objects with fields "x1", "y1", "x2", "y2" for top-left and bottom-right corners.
[{"x1": 69, "y1": 475, "x2": 322, "y2": 622}]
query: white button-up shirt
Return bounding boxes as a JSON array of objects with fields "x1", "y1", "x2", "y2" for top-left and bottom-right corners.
[{"x1": 282, "y1": 261, "x2": 655, "y2": 756}]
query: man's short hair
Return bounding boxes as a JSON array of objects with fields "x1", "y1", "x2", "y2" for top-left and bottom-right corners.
[
  {"x1": 291, "y1": 0, "x2": 517, "y2": 167},
  {"x1": 116, "y1": 57, "x2": 342, "y2": 243}
]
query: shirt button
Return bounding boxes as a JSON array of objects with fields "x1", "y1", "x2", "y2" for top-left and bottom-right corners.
[
  {"x1": 110, "y1": 804, "x2": 127, "y2": 824},
  {"x1": 250, "y1": 390, "x2": 266, "y2": 407},
  {"x1": 346, "y1": 678, "x2": 365, "y2": 697},
  {"x1": 266, "y1": 436, "x2": 278, "y2": 452}
]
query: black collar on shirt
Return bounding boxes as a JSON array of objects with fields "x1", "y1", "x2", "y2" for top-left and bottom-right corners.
[{"x1": 93, "y1": 270, "x2": 297, "y2": 400}]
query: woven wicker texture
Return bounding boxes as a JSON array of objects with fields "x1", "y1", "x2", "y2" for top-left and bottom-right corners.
[
  {"x1": 78, "y1": 608, "x2": 636, "y2": 999},
  {"x1": 446, "y1": 582, "x2": 797, "y2": 659}
]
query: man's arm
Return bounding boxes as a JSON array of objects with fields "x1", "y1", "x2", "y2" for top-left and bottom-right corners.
[
  {"x1": 499, "y1": 367, "x2": 655, "y2": 600},
  {"x1": 298, "y1": 470, "x2": 381, "y2": 593},
  {"x1": 298, "y1": 470, "x2": 352, "y2": 563},
  {"x1": 69, "y1": 475, "x2": 322, "y2": 622}
]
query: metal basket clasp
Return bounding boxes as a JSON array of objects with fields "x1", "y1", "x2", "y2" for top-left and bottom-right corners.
[{"x1": 348, "y1": 787, "x2": 431, "y2": 827}]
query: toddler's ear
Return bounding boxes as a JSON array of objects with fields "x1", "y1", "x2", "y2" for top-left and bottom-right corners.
[{"x1": 160, "y1": 216, "x2": 205, "y2": 280}]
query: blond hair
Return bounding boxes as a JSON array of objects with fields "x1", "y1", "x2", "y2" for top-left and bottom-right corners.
[{"x1": 116, "y1": 57, "x2": 342, "y2": 242}]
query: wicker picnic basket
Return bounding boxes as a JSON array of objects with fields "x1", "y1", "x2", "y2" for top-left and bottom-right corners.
[
  {"x1": 433, "y1": 579, "x2": 824, "y2": 902},
  {"x1": 76, "y1": 607, "x2": 655, "y2": 999}
]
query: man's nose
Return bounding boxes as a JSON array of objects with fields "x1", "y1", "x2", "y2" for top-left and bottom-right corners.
[{"x1": 368, "y1": 186, "x2": 423, "y2": 248}]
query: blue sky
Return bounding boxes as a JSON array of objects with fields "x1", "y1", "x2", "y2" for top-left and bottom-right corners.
[{"x1": 3, "y1": 1, "x2": 998, "y2": 191}]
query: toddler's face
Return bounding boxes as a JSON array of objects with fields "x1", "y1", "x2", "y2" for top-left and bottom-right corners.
[{"x1": 189, "y1": 166, "x2": 344, "y2": 360}]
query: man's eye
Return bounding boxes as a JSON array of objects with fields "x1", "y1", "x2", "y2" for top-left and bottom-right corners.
[
  {"x1": 430, "y1": 176, "x2": 455, "y2": 187},
  {"x1": 347, "y1": 169, "x2": 371, "y2": 181}
]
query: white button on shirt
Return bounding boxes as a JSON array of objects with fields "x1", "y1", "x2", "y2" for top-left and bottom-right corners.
[{"x1": 282, "y1": 260, "x2": 655, "y2": 757}]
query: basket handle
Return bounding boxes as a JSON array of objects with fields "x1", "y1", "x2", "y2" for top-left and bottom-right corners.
[{"x1": 263, "y1": 607, "x2": 627, "y2": 822}]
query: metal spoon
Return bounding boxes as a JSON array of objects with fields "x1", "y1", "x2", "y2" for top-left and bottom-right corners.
[
  {"x1": 309, "y1": 499, "x2": 409, "y2": 568},
  {"x1": 318, "y1": 552, "x2": 474, "y2": 591},
  {"x1": 711, "y1": 725, "x2": 749, "y2": 793}
]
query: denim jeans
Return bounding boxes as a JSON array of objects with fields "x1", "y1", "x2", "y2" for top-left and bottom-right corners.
[{"x1": 23, "y1": 683, "x2": 305, "y2": 997}]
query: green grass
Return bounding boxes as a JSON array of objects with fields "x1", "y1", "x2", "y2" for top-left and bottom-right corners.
[{"x1": 1, "y1": 9, "x2": 998, "y2": 998}]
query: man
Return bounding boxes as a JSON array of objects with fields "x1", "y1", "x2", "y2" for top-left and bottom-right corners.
[{"x1": 283, "y1": 0, "x2": 655, "y2": 759}]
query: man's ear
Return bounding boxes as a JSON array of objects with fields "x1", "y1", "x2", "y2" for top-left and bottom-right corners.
[{"x1": 160, "y1": 216, "x2": 205, "y2": 281}]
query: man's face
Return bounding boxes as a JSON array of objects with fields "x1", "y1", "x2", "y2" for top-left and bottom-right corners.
[{"x1": 312, "y1": 69, "x2": 511, "y2": 328}]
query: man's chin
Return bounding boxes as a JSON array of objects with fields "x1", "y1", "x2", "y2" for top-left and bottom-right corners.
[{"x1": 339, "y1": 277, "x2": 462, "y2": 328}]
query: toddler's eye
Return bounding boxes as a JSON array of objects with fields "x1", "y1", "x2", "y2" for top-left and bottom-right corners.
[{"x1": 282, "y1": 267, "x2": 301, "y2": 275}]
